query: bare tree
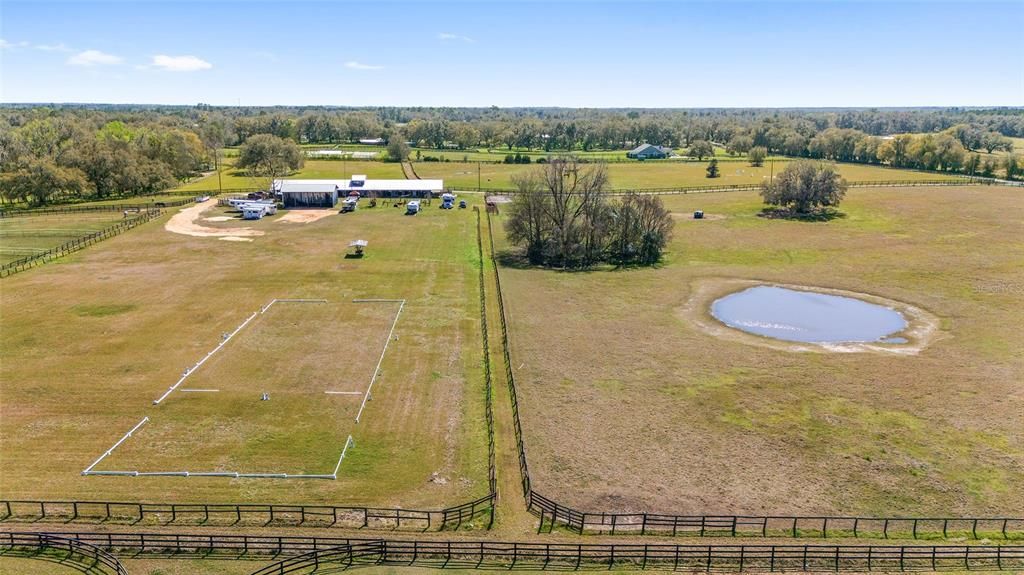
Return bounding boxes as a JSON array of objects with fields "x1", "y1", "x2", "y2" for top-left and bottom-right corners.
[
  {"x1": 505, "y1": 172, "x2": 550, "y2": 264},
  {"x1": 539, "y1": 159, "x2": 608, "y2": 267},
  {"x1": 610, "y1": 193, "x2": 674, "y2": 264},
  {"x1": 505, "y1": 159, "x2": 672, "y2": 267}
]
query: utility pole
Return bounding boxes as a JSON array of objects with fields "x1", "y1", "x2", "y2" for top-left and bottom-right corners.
[{"x1": 477, "y1": 162, "x2": 481, "y2": 192}]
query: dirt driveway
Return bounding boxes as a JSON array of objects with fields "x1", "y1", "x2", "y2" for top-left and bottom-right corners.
[{"x1": 164, "y1": 199, "x2": 264, "y2": 241}]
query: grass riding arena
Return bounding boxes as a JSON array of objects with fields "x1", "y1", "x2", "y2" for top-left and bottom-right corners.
[
  {"x1": 493, "y1": 184, "x2": 1023, "y2": 518},
  {"x1": 0, "y1": 198, "x2": 488, "y2": 508}
]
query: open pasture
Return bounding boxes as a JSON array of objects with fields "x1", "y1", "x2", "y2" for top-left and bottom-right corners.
[
  {"x1": 495, "y1": 185, "x2": 1023, "y2": 517},
  {"x1": 0, "y1": 211, "x2": 136, "y2": 266},
  {"x1": 0, "y1": 199, "x2": 488, "y2": 507},
  {"x1": 173, "y1": 160, "x2": 405, "y2": 192},
  {"x1": 416, "y1": 161, "x2": 961, "y2": 191}
]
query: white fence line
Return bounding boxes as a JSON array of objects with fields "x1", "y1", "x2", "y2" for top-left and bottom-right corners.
[
  {"x1": 153, "y1": 309, "x2": 260, "y2": 405},
  {"x1": 354, "y1": 299, "x2": 406, "y2": 423},
  {"x1": 82, "y1": 417, "x2": 149, "y2": 475},
  {"x1": 332, "y1": 435, "x2": 355, "y2": 478},
  {"x1": 85, "y1": 296, "x2": 365, "y2": 481}
]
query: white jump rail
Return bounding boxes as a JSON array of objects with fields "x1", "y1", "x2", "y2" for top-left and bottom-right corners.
[
  {"x1": 152, "y1": 310, "x2": 259, "y2": 405},
  {"x1": 82, "y1": 417, "x2": 149, "y2": 475},
  {"x1": 332, "y1": 435, "x2": 355, "y2": 478},
  {"x1": 352, "y1": 299, "x2": 406, "y2": 423},
  {"x1": 153, "y1": 298, "x2": 329, "y2": 405},
  {"x1": 85, "y1": 297, "x2": 356, "y2": 480}
]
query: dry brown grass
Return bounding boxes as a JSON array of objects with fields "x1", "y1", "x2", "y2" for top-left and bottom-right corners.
[{"x1": 495, "y1": 185, "x2": 1023, "y2": 516}]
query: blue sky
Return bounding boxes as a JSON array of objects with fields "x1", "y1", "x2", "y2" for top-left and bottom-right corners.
[{"x1": 1, "y1": 1, "x2": 1021, "y2": 107}]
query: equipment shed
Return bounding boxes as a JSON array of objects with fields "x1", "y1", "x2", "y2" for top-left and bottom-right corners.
[{"x1": 277, "y1": 180, "x2": 340, "y2": 208}]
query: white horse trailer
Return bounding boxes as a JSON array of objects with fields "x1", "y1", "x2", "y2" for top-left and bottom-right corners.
[{"x1": 242, "y1": 204, "x2": 269, "y2": 220}]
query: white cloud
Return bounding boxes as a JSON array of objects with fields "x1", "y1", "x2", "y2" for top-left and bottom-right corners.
[
  {"x1": 438, "y1": 32, "x2": 474, "y2": 43},
  {"x1": 34, "y1": 43, "x2": 73, "y2": 53},
  {"x1": 150, "y1": 54, "x2": 213, "y2": 72},
  {"x1": 67, "y1": 49, "x2": 123, "y2": 66},
  {"x1": 344, "y1": 61, "x2": 383, "y2": 71},
  {"x1": 0, "y1": 38, "x2": 30, "y2": 49}
]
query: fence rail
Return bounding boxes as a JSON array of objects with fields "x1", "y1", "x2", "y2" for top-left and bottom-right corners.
[
  {"x1": 0, "y1": 197, "x2": 200, "y2": 218},
  {"x1": 475, "y1": 207, "x2": 498, "y2": 521},
  {"x1": 475, "y1": 177, "x2": 999, "y2": 196},
  {"x1": 485, "y1": 210, "x2": 532, "y2": 502},
  {"x1": 483, "y1": 209, "x2": 1024, "y2": 540},
  {"x1": 0, "y1": 498, "x2": 493, "y2": 532},
  {"x1": 0, "y1": 531, "x2": 127, "y2": 575},
  {"x1": 14, "y1": 531, "x2": 1024, "y2": 573},
  {"x1": 0, "y1": 210, "x2": 163, "y2": 278}
]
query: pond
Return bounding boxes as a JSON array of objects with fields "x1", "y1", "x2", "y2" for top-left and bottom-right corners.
[{"x1": 711, "y1": 285, "x2": 908, "y2": 344}]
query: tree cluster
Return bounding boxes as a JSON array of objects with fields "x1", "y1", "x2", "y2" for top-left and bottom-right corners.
[
  {"x1": 235, "y1": 134, "x2": 304, "y2": 179},
  {"x1": 0, "y1": 115, "x2": 206, "y2": 205},
  {"x1": 505, "y1": 160, "x2": 674, "y2": 267},
  {"x1": 761, "y1": 160, "x2": 848, "y2": 215}
]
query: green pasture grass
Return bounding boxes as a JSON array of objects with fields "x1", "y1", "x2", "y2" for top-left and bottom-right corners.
[
  {"x1": 414, "y1": 161, "x2": 961, "y2": 190},
  {"x1": 0, "y1": 211, "x2": 133, "y2": 265},
  {"x1": 494, "y1": 185, "x2": 1023, "y2": 517},
  {"x1": 0, "y1": 201, "x2": 489, "y2": 508},
  {"x1": 174, "y1": 160, "x2": 404, "y2": 192}
]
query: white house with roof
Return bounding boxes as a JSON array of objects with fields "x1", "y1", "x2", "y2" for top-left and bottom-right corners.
[{"x1": 626, "y1": 143, "x2": 673, "y2": 160}]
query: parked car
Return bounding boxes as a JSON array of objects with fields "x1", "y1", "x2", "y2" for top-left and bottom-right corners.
[
  {"x1": 406, "y1": 200, "x2": 420, "y2": 215},
  {"x1": 459, "y1": 200, "x2": 467, "y2": 209},
  {"x1": 341, "y1": 197, "x2": 358, "y2": 213}
]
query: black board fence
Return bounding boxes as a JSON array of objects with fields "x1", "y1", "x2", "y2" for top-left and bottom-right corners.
[
  {"x1": 0, "y1": 531, "x2": 127, "y2": 575},
  {"x1": 15, "y1": 531, "x2": 1024, "y2": 573},
  {"x1": 476, "y1": 177, "x2": 997, "y2": 196},
  {"x1": 483, "y1": 209, "x2": 1024, "y2": 541},
  {"x1": 474, "y1": 207, "x2": 499, "y2": 524},
  {"x1": 0, "y1": 209, "x2": 163, "y2": 278},
  {"x1": 484, "y1": 209, "x2": 532, "y2": 502},
  {"x1": 0, "y1": 498, "x2": 493, "y2": 532}
]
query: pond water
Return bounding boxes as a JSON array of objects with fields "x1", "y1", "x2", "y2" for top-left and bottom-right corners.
[{"x1": 711, "y1": 286, "x2": 908, "y2": 344}]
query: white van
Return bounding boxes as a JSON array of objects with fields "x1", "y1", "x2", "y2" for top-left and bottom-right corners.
[
  {"x1": 406, "y1": 201, "x2": 420, "y2": 215},
  {"x1": 341, "y1": 197, "x2": 358, "y2": 213}
]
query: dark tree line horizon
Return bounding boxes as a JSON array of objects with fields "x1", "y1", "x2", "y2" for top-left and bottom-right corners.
[{"x1": 2, "y1": 105, "x2": 1022, "y2": 205}]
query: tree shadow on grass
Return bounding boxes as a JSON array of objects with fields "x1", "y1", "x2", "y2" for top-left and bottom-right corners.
[
  {"x1": 757, "y1": 207, "x2": 846, "y2": 222},
  {"x1": 495, "y1": 248, "x2": 664, "y2": 273}
]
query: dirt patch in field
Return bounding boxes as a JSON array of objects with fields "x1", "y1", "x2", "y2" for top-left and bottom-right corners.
[
  {"x1": 681, "y1": 278, "x2": 942, "y2": 354},
  {"x1": 277, "y1": 209, "x2": 336, "y2": 224},
  {"x1": 204, "y1": 216, "x2": 234, "y2": 222},
  {"x1": 164, "y1": 200, "x2": 264, "y2": 240}
]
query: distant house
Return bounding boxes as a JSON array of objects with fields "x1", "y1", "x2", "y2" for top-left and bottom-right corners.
[
  {"x1": 358, "y1": 138, "x2": 386, "y2": 146},
  {"x1": 626, "y1": 144, "x2": 673, "y2": 160}
]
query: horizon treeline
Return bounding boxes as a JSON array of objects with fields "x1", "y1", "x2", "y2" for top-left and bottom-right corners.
[{"x1": 1, "y1": 105, "x2": 1022, "y2": 206}]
